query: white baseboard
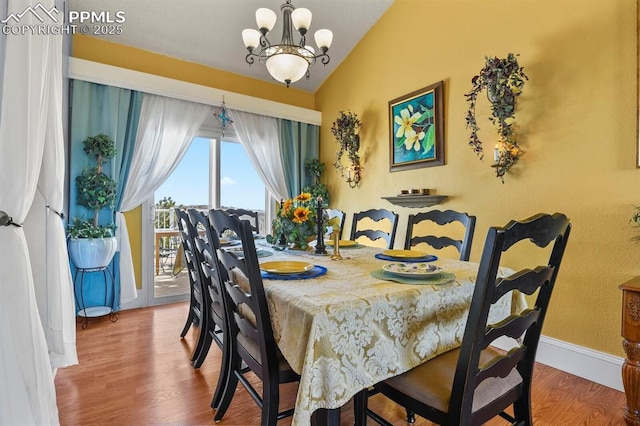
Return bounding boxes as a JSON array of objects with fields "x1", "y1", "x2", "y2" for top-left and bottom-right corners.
[{"x1": 492, "y1": 335, "x2": 624, "y2": 392}]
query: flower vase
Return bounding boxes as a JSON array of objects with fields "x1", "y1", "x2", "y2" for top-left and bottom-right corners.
[{"x1": 288, "y1": 235, "x2": 315, "y2": 251}]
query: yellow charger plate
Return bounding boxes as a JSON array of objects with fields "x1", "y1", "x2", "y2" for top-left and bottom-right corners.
[
  {"x1": 382, "y1": 249, "x2": 427, "y2": 259},
  {"x1": 326, "y1": 239, "x2": 358, "y2": 247},
  {"x1": 260, "y1": 261, "x2": 315, "y2": 274}
]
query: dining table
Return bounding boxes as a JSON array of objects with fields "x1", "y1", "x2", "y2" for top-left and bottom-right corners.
[{"x1": 248, "y1": 239, "x2": 527, "y2": 426}]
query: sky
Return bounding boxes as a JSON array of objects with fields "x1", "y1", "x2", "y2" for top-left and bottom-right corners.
[{"x1": 154, "y1": 137, "x2": 265, "y2": 210}]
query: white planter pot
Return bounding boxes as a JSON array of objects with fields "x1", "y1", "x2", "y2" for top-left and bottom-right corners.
[{"x1": 68, "y1": 237, "x2": 118, "y2": 270}]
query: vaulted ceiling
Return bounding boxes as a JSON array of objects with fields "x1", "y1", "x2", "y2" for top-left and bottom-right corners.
[{"x1": 68, "y1": 0, "x2": 394, "y2": 92}]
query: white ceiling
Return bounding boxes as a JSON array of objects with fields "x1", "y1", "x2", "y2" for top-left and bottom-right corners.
[{"x1": 68, "y1": 0, "x2": 394, "y2": 93}]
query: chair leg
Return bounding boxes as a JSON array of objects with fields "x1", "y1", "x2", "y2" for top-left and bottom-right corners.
[
  {"x1": 213, "y1": 357, "x2": 241, "y2": 422},
  {"x1": 180, "y1": 305, "x2": 195, "y2": 337},
  {"x1": 189, "y1": 314, "x2": 206, "y2": 362},
  {"x1": 405, "y1": 408, "x2": 416, "y2": 424},
  {"x1": 211, "y1": 335, "x2": 231, "y2": 409},
  {"x1": 353, "y1": 389, "x2": 368, "y2": 426},
  {"x1": 193, "y1": 328, "x2": 213, "y2": 369},
  {"x1": 261, "y1": 377, "x2": 279, "y2": 426},
  {"x1": 513, "y1": 395, "x2": 533, "y2": 426}
]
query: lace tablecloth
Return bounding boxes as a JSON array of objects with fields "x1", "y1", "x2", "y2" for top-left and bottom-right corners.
[{"x1": 256, "y1": 243, "x2": 526, "y2": 425}]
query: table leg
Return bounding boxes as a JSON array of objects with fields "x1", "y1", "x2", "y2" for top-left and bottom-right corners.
[
  {"x1": 623, "y1": 340, "x2": 640, "y2": 425},
  {"x1": 620, "y1": 280, "x2": 640, "y2": 426}
]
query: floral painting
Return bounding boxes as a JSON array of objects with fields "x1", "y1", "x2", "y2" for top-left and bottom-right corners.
[{"x1": 389, "y1": 81, "x2": 444, "y2": 171}]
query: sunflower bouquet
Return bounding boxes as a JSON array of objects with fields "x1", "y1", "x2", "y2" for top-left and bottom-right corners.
[{"x1": 269, "y1": 192, "x2": 320, "y2": 249}]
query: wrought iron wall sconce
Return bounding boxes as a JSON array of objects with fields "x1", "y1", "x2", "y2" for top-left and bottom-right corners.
[
  {"x1": 331, "y1": 110, "x2": 362, "y2": 189},
  {"x1": 345, "y1": 165, "x2": 361, "y2": 188},
  {"x1": 490, "y1": 139, "x2": 523, "y2": 179},
  {"x1": 465, "y1": 53, "x2": 528, "y2": 182}
]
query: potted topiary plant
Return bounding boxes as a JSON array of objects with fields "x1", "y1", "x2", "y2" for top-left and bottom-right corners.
[
  {"x1": 302, "y1": 158, "x2": 330, "y2": 206},
  {"x1": 67, "y1": 133, "x2": 118, "y2": 269}
]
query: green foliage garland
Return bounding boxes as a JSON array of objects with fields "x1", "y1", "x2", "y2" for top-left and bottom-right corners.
[
  {"x1": 331, "y1": 110, "x2": 362, "y2": 187},
  {"x1": 465, "y1": 53, "x2": 528, "y2": 181}
]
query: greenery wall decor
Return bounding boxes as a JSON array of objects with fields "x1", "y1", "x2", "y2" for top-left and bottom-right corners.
[
  {"x1": 465, "y1": 53, "x2": 528, "y2": 181},
  {"x1": 67, "y1": 133, "x2": 117, "y2": 238},
  {"x1": 331, "y1": 110, "x2": 362, "y2": 188}
]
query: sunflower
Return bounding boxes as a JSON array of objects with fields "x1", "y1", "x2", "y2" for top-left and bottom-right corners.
[
  {"x1": 292, "y1": 207, "x2": 311, "y2": 224},
  {"x1": 281, "y1": 199, "x2": 293, "y2": 215},
  {"x1": 295, "y1": 192, "x2": 312, "y2": 202}
]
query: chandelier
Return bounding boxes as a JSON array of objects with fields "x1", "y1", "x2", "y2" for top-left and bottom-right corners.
[{"x1": 242, "y1": 0, "x2": 333, "y2": 87}]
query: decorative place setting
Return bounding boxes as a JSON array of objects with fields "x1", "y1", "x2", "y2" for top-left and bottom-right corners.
[
  {"x1": 375, "y1": 249, "x2": 438, "y2": 263},
  {"x1": 260, "y1": 260, "x2": 327, "y2": 280},
  {"x1": 219, "y1": 237, "x2": 241, "y2": 247},
  {"x1": 225, "y1": 245, "x2": 273, "y2": 258},
  {"x1": 325, "y1": 239, "x2": 362, "y2": 249},
  {"x1": 371, "y1": 262, "x2": 454, "y2": 285}
]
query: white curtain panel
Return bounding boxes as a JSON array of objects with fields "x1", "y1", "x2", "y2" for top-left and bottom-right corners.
[
  {"x1": 229, "y1": 109, "x2": 288, "y2": 229},
  {"x1": 24, "y1": 30, "x2": 77, "y2": 369},
  {"x1": 0, "y1": 0, "x2": 60, "y2": 422},
  {"x1": 117, "y1": 94, "x2": 212, "y2": 303}
]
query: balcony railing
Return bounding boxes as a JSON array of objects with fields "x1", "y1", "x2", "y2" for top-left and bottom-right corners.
[{"x1": 154, "y1": 207, "x2": 266, "y2": 235}]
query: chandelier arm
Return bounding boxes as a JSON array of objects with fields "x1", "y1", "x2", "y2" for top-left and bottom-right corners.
[
  {"x1": 319, "y1": 54, "x2": 330, "y2": 66},
  {"x1": 259, "y1": 35, "x2": 271, "y2": 49}
]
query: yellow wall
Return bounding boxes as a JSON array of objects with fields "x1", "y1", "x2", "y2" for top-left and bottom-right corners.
[
  {"x1": 72, "y1": 35, "x2": 315, "y2": 109},
  {"x1": 315, "y1": 0, "x2": 638, "y2": 357}
]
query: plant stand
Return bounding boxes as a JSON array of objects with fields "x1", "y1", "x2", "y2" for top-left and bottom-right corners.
[{"x1": 74, "y1": 266, "x2": 118, "y2": 329}]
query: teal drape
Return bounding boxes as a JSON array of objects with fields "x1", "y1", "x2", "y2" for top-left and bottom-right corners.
[
  {"x1": 69, "y1": 80, "x2": 142, "y2": 312},
  {"x1": 278, "y1": 119, "x2": 320, "y2": 197}
]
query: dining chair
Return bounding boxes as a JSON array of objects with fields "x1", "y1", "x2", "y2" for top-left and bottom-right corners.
[
  {"x1": 187, "y1": 209, "x2": 233, "y2": 410},
  {"x1": 404, "y1": 209, "x2": 477, "y2": 261},
  {"x1": 224, "y1": 208, "x2": 260, "y2": 234},
  {"x1": 325, "y1": 208, "x2": 346, "y2": 239},
  {"x1": 209, "y1": 209, "x2": 300, "y2": 424},
  {"x1": 175, "y1": 208, "x2": 209, "y2": 366},
  {"x1": 350, "y1": 208, "x2": 399, "y2": 249},
  {"x1": 355, "y1": 212, "x2": 571, "y2": 426},
  {"x1": 187, "y1": 210, "x2": 224, "y2": 370}
]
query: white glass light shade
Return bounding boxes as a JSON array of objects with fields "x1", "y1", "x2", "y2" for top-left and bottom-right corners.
[
  {"x1": 266, "y1": 53, "x2": 309, "y2": 84},
  {"x1": 256, "y1": 8, "x2": 276, "y2": 32},
  {"x1": 314, "y1": 29, "x2": 333, "y2": 50},
  {"x1": 301, "y1": 45, "x2": 315, "y2": 57},
  {"x1": 291, "y1": 8, "x2": 312, "y2": 31},
  {"x1": 242, "y1": 29, "x2": 261, "y2": 49}
]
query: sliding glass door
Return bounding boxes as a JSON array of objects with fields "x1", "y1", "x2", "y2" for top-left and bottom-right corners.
[{"x1": 142, "y1": 136, "x2": 265, "y2": 306}]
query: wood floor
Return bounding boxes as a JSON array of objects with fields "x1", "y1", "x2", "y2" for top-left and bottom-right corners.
[{"x1": 55, "y1": 302, "x2": 628, "y2": 425}]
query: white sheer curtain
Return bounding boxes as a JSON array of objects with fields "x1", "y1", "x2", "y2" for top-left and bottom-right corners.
[
  {"x1": 24, "y1": 31, "x2": 77, "y2": 369},
  {"x1": 229, "y1": 109, "x2": 288, "y2": 228},
  {"x1": 0, "y1": 0, "x2": 61, "y2": 422},
  {"x1": 117, "y1": 94, "x2": 212, "y2": 302}
]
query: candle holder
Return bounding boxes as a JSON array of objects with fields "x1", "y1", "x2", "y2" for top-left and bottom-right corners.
[
  {"x1": 346, "y1": 169, "x2": 360, "y2": 188},
  {"x1": 330, "y1": 231, "x2": 343, "y2": 260},
  {"x1": 490, "y1": 143, "x2": 521, "y2": 181},
  {"x1": 315, "y1": 197, "x2": 327, "y2": 255}
]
